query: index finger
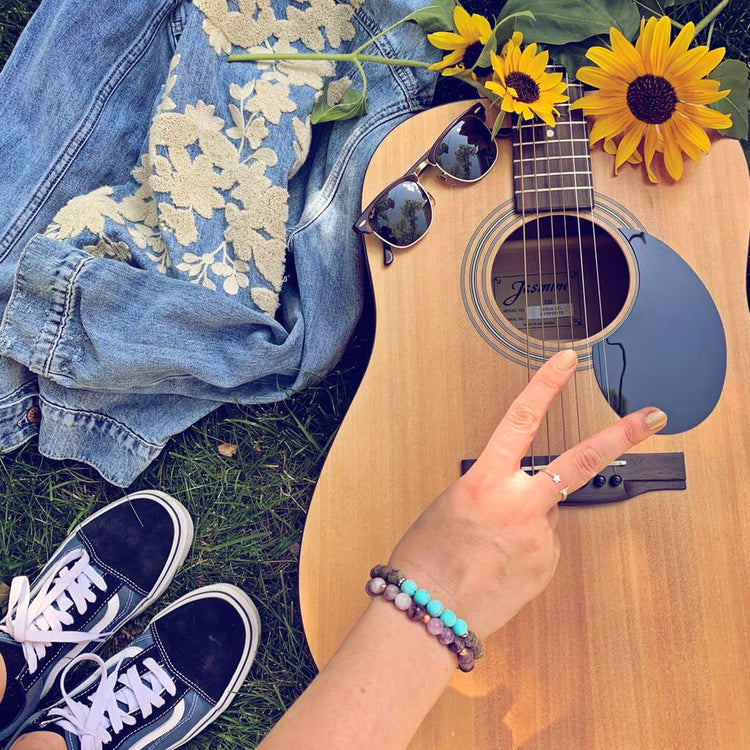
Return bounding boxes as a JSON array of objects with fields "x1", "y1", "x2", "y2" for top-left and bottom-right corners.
[{"x1": 472, "y1": 349, "x2": 578, "y2": 477}]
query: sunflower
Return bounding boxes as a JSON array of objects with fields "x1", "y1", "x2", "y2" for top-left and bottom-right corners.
[
  {"x1": 428, "y1": 5, "x2": 493, "y2": 78},
  {"x1": 571, "y1": 16, "x2": 732, "y2": 182},
  {"x1": 485, "y1": 35, "x2": 569, "y2": 128}
]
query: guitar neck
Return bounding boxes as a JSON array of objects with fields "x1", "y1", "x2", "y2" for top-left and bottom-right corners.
[{"x1": 512, "y1": 69, "x2": 594, "y2": 213}]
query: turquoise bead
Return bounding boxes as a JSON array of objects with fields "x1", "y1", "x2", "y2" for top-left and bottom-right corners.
[
  {"x1": 440, "y1": 609, "x2": 457, "y2": 628},
  {"x1": 426, "y1": 599, "x2": 443, "y2": 617},
  {"x1": 414, "y1": 589, "x2": 430, "y2": 606},
  {"x1": 452, "y1": 619, "x2": 468, "y2": 637},
  {"x1": 400, "y1": 579, "x2": 418, "y2": 597}
]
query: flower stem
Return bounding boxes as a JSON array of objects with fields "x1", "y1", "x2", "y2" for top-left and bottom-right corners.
[
  {"x1": 227, "y1": 52, "x2": 431, "y2": 69},
  {"x1": 354, "y1": 58, "x2": 367, "y2": 100},
  {"x1": 694, "y1": 0, "x2": 732, "y2": 36}
]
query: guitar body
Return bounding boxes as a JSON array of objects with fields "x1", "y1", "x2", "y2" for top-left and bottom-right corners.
[{"x1": 299, "y1": 99, "x2": 750, "y2": 749}]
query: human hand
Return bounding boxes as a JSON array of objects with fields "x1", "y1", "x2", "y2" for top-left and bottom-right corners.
[{"x1": 388, "y1": 349, "x2": 668, "y2": 639}]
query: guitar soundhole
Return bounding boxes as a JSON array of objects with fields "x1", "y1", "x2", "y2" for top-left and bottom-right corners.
[{"x1": 491, "y1": 215, "x2": 630, "y2": 343}]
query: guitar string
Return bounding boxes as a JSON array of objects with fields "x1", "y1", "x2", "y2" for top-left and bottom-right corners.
[
  {"x1": 566, "y1": 81, "x2": 598, "y2": 440},
  {"x1": 517, "y1": 116, "x2": 535, "y2": 474},
  {"x1": 555, "y1": 73, "x2": 583, "y2": 446},
  {"x1": 570, "y1": 78, "x2": 617, "y2": 478},
  {"x1": 580, "y1": 80, "x2": 617, "y2": 478},
  {"x1": 528, "y1": 112, "x2": 553, "y2": 464},
  {"x1": 540, "y1": 85, "x2": 568, "y2": 459}
]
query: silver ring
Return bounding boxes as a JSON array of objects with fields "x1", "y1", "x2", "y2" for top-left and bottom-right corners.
[{"x1": 540, "y1": 468, "x2": 569, "y2": 502}]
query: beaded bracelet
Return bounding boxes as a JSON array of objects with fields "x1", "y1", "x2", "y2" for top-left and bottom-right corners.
[{"x1": 366, "y1": 564, "x2": 483, "y2": 672}]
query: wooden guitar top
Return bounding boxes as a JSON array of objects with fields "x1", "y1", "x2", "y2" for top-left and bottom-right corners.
[{"x1": 299, "y1": 100, "x2": 750, "y2": 748}]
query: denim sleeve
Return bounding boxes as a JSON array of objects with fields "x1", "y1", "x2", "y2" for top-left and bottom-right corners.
[{"x1": 0, "y1": 0, "x2": 439, "y2": 485}]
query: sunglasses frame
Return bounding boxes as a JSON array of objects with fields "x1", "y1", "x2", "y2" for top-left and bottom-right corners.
[{"x1": 353, "y1": 102, "x2": 499, "y2": 263}]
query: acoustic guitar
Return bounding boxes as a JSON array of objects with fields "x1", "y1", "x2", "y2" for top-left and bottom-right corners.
[{"x1": 299, "y1": 71, "x2": 750, "y2": 748}]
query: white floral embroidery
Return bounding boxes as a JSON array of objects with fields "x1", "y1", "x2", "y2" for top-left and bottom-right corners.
[
  {"x1": 45, "y1": 187, "x2": 123, "y2": 240},
  {"x1": 157, "y1": 53, "x2": 180, "y2": 114},
  {"x1": 326, "y1": 76, "x2": 353, "y2": 106},
  {"x1": 251, "y1": 286, "x2": 280, "y2": 316},
  {"x1": 244, "y1": 78, "x2": 296, "y2": 125},
  {"x1": 289, "y1": 116, "x2": 312, "y2": 178}
]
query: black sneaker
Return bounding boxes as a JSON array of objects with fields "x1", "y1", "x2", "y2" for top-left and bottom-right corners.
[
  {"x1": 0, "y1": 491, "x2": 194, "y2": 741},
  {"x1": 14, "y1": 585, "x2": 260, "y2": 750}
]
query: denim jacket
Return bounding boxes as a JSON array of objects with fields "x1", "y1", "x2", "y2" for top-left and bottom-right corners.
[{"x1": 0, "y1": 0, "x2": 439, "y2": 485}]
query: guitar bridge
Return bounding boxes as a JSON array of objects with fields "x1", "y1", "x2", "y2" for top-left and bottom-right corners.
[{"x1": 460, "y1": 453, "x2": 686, "y2": 504}]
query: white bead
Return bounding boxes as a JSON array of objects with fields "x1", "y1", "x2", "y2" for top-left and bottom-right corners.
[{"x1": 394, "y1": 593, "x2": 412, "y2": 611}]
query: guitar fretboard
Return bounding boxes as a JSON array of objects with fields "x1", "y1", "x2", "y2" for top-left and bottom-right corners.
[{"x1": 512, "y1": 69, "x2": 594, "y2": 214}]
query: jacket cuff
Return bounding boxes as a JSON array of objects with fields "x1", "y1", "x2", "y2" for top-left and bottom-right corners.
[
  {"x1": 36, "y1": 391, "x2": 165, "y2": 487},
  {"x1": 0, "y1": 234, "x2": 91, "y2": 378},
  {"x1": 0, "y1": 380, "x2": 40, "y2": 452}
]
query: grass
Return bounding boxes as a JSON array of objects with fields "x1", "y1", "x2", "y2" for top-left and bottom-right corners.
[{"x1": 1, "y1": 1, "x2": 749, "y2": 747}]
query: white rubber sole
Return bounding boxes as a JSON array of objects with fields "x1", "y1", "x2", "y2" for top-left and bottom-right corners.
[{"x1": 35, "y1": 490, "x2": 194, "y2": 698}]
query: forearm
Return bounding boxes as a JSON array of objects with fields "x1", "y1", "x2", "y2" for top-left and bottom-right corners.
[{"x1": 259, "y1": 598, "x2": 454, "y2": 749}]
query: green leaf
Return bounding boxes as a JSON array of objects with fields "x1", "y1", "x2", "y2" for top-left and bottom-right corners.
[
  {"x1": 548, "y1": 40, "x2": 594, "y2": 78},
  {"x1": 499, "y1": 0, "x2": 640, "y2": 45},
  {"x1": 404, "y1": 0, "x2": 458, "y2": 34},
  {"x1": 490, "y1": 109, "x2": 509, "y2": 138},
  {"x1": 708, "y1": 59, "x2": 749, "y2": 141},
  {"x1": 475, "y1": 11, "x2": 535, "y2": 69},
  {"x1": 311, "y1": 85, "x2": 368, "y2": 124}
]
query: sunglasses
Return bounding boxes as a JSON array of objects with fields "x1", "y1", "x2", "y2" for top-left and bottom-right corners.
[{"x1": 353, "y1": 102, "x2": 498, "y2": 264}]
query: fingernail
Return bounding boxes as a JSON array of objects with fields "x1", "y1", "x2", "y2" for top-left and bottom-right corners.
[
  {"x1": 645, "y1": 409, "x2": 668, "y2": 432},
  {"x1": 555, "y1": 349, "x2": 578, "y2": 371}
]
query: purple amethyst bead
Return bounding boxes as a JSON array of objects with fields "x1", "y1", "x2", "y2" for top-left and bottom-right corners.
[
  {"x1": 383, "y1": 584, "x2": 399, "y2": 602},
  {"x1": 407, "y1": 604, "x2": 425, "y2": 621},
  {"x1": 457, "y1": 651, "x2": 475, "y2": 672},
  {"x1": 448, "y1": 636, "x2": 466, "y2": 653},
  {"x1": 438, "y1": 627, "x2": 455, "y2": 645},
  {"x1": 394, "y1": 593, "x2": 412, "y2": 611},
  {"x1": 367, "y1": 577, "x2": 386, "y2": 596},
  {"x1": 427, "y1": 617, "x2": 443, "y2": 635}
]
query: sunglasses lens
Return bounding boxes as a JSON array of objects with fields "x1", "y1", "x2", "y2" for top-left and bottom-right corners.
[
  {"x1": 370, "y1": 180, "x2": 432, "y2": 248},
  {"x1": 435, "y1": 116, "x2": 497, "y2": 181}
]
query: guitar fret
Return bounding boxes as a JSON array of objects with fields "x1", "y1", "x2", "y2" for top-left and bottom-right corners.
[
  {"x1": 515, "y1": 185, "x2": 593, "y2": 194},
  {"x1": 513, "y1": 137, "x2": 589, "y2": 144},
  {"x1": 512, "y1": 65, "x2": 594, "y2": 212}
]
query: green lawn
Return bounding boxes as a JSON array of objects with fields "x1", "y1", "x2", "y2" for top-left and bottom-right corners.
[{"x1": 1, "y1": 1, "x2": 748, "y2": 747}]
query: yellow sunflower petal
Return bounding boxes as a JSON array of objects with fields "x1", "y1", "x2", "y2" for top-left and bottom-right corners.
[
  {"x1": 675, "y1": 79, "x2": 730, "y2": 105},
  {"x1": 519, "y1": 42, "x2": 538, "y2": 70},
  {"x1": 576, "y1": 65, "x2": 627, "y2": 91},
  {"x1": 571, "y1": 92, "x2": 626, "y2": 114},
  {"x1": 643, "y1": 125, "x2": 659, "y2": 182},
  {"x1": 427, "y1": 31, "x2": 467, "y2": 51},
  {"x1": 529, "y1": 49, "x2": 549, "y2": 79},
  {"x1": 428, "y1": 48, "x2": 465, "y2": 70},
  {"x1": 473, "y1": 13, "x2": 493, "y2": 43},
  {"x1": 609, "y1": 26, "x2": 647, "y2": 79},
  {"x1": 647, "y1": 16, "x2": 672, "y2": 76},
  {"x1": 676, "y1": 102, "x2": 732, "y2": 130},
  {"x1": 665, "y1": 21, "x2": 695, "y2": 70},
  {"x1": 635, "y1": 16, "x2": 651, "y2": 57},
  {"x1": 671, "y1": 113, "x2": 708, "y2": 160},
  {"x1": 485, "y1": 79, "x2": 504, "y2": 96},
  {"x1": 669, "y1": 46, "x2": 725, "y2": 86},
  {"x1": 453, "y1": 5, "x2": 475, "y2": 40},
  {"x1": 589, "y1": 111, "x2": 635, "y2": 145},
  {"x1": 661, "y1": 120, "x2": 684, "y2": 180},
  {"x1": 615, "y1": 121, "x2": 646, "y2": 171}
]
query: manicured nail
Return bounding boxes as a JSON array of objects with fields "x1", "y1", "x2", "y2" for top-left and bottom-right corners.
[
  {"x1": 555, "y1": 349, "x2": 578, "y2": 371},
  {"x1": 645, "y1": 409, "x2": 668, "y2": 432}
]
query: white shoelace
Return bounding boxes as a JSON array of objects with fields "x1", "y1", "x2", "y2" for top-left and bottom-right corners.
[
  {"x1": 46, "y1": 653, "x2": 177, "y2": 750},
  {"x1": 1, "y1": 549, "x2": 109, "y2": 674}
]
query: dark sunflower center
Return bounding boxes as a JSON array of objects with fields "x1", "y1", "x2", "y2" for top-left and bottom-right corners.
[
  {"x1": 626, "y1": 74, "x2": 677, "y2": 125},
  {"x1": 505, "y1": 71, "x2": 540, "y2": 103},
  {"x1": 463, "y1": 41, "x2": 484, "y2": 70}
]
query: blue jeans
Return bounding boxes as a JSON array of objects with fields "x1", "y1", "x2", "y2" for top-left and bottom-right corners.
[{"x1": 0, "y1": 0, "x2": 439, "y2": 485}]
